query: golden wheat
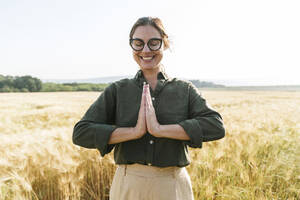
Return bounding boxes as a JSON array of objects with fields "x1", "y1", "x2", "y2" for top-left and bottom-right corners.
[{"x1": 0, "y1": 91, "x2": 299, "y2": 200}]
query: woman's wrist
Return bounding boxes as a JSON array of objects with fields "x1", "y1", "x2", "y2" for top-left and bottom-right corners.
[
  {"x1": 109, "y1": 127, "x2": 144, "y2": 144},
  {"x1": 147, "y1": 124, "x2": 162, "y2": 138},
  {"x1": 155, "y1": 125, "x2": 164, "y2": 138},
  {"x1": 155, "y1": 124, "x2": 190, "y2": 140},
  {"x1": 132, "y1": 126, "x2": 146, "y2": 139}
]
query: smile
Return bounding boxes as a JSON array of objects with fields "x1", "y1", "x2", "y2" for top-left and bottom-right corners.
[{"x1": 140, "y1": 55, "x2": 155, "y2": 60}]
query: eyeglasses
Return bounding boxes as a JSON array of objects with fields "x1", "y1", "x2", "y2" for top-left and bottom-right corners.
[{"x1": 129, "y1": 38, "x2": 162, "y2": 51}]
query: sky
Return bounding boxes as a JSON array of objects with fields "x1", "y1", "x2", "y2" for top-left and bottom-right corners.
[{"x1": 1, "y1": 0, "x2": 299, "y2": 86}]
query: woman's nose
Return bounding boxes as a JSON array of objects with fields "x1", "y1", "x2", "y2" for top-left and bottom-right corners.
[{"x1": 141, "y1": 44, "x2": 151, "y2": 52}]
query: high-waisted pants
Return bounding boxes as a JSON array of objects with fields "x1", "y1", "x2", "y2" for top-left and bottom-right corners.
[{"x1": 109, "y1": 163, "x2": 194, "y2": 200}]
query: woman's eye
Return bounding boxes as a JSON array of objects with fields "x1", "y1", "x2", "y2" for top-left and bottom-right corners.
[
  {"x1": 134, "y1": 42, "x2": 143, "y2": 46},
  {"x1": 149, "y1": 40, "x2": 160, "y2": 46}
]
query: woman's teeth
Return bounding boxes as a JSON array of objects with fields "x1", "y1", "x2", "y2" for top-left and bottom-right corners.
[{"x1": 141, "y1": 56, "x2": 154, "y2": 60}]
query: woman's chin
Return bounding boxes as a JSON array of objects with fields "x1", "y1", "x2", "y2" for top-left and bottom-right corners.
[{"x1": 140, "y1": 64, "x2": 160, "y2": 71}]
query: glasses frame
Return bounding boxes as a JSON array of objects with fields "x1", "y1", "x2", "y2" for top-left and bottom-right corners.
[{"x1": 129, "y1": 38, "x2": 163, "y2": 51}]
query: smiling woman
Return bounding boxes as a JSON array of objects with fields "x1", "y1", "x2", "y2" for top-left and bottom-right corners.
[
  {"x1": 131, "y1": 25, "x2": 163, "y2": 77},
  {"x1": 72, "y1": 16, "x2": 225, "y2": 200}
]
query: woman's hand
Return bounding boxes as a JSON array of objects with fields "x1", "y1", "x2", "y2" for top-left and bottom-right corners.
[
  {"x1": 145, "y1": 84, "x2": 162, "y2": 137},
  {"x1": 133, "y1": 83, "x2": 147, "y2": 139}
]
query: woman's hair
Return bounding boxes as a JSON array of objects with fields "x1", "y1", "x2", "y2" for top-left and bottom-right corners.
[{"x1": 129, "y1": 17, "x2": 170, "y2": 50}]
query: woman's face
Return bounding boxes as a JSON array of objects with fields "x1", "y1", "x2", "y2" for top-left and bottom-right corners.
[{"x1": 131, "y1": 25, "x2": 163, "y2": 72}]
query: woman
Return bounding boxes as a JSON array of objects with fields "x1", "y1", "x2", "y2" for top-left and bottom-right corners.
[{"x1": 73, "y1": 17, "x2": 225, "y2": 200}]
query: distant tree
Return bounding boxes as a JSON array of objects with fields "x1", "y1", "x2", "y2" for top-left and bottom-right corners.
[
  {"x1": 0, "y1": 75, "x2": 5, "y2": 81},
  {"x1": 0, "y1": 86, "x2": 12, "y2": 92},
  {"x1": 13, "y1": 75, "x2": 42, "y2": 92},
  {"x1": 1, "y1": 76, "x2": 14, "y2": 88},
  {"x1": 33, "y1": 77, "x2": 42, "y2": 91},
  {"x1": 20, "y1": 88, "x2": 29, "y2": 92},
  {"x1": 0, "y1": 74, "x2": 42, "y2": 92}
]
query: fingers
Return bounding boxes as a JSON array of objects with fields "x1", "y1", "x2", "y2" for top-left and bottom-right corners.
[
  {"x1": 135, "y1": 83, "x2": 147, "y2": 136},
  {"x1": 146, "y1": 84, "x2": 153, "y2": 107},
  {"x1": 144, "y1": 84, "x2": 153, "y2": 111},
  {"x1": 141, "y1": 82, "x2": 149, "y2": 111},
  {"x1": 143, "y1": 84, "x2": 160, "y2": 136},
  {"x1": 141, "y1": 82, "x2": 147, "y2": 110},
  {"x1": 145, "y1": 85, "x2": 150, "y2": 110}
]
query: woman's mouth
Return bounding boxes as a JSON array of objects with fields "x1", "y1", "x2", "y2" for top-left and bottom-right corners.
[{"x1": 140, "y1": 55, "x2": 155, "y2": 61}]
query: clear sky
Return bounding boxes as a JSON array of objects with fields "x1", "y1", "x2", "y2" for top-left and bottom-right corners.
[{"x1": 1, "y1": 0, "x2": 299, "y2": 85}]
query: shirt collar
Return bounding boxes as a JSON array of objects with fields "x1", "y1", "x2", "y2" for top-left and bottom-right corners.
[{"x1": 134, "y1": 69, "x2": 170, "y2": 82}]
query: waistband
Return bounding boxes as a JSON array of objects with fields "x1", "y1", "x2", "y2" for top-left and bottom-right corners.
[{"x1": 117, "y1": 163, "x2": 183, "y2": 178}]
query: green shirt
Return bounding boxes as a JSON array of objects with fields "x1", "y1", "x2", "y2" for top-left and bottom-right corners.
[{"x1": 73, "y1": 70, "x2": 225, "y2": 167}]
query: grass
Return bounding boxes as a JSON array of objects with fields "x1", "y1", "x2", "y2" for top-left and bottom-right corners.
[{"x1": 0, "y1": 91, "x2": 299, "y2": 200}]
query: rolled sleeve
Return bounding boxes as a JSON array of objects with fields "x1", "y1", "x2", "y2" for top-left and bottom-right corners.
[
  {"x1": 178, "y1": 119, "x2": 203, "y2": 148},
  {"x1": 72, "y1": 83, "x2": 117, "y2": 156},
  {"x1": 94, "y1": 124, "x2": 117, "y2": 156},
  {"x1": 73, "y1": 121, "x2": 117, "y2": 156},
  {"x1": 179, "y1": 83, "x2": 225, "y2": 148}
]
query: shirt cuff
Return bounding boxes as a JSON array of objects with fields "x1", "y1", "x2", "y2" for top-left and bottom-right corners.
[
  {"x1": 94, "y1": 124, "x2": 118, "y2": 156},
  {"x1": 178, "y1": 119, "x2": 203, "y2": 148}
]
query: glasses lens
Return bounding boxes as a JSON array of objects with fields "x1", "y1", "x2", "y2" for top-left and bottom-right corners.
[
  {"x1": 130, "y1": 39, "x2": 144, "y2": 51},
  {"x1": 148, "y1": 39, "x2": 162, "y2": 51}
]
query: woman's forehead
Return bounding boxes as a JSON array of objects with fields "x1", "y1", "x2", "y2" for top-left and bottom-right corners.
[{"x1": 132, "y1": 25, "x2": 161, "y2": 39}]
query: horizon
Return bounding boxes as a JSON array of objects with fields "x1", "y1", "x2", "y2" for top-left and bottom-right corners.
[
  {"x1": 3, "y1": 72, "x2": 300, "y2": 86},
  {"x1": 1, "y1": 0, "x2": 299, "y2": 85},
  {"x1": 2, "y1": 72, "x2": 300, "y2": 87},
  {"x1": 41, "y1": 74, "x2": 300, "y2": 87}
]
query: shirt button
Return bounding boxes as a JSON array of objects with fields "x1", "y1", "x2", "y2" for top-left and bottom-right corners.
[
  {"x1": 149, "y1": 140, "x2": 154, "y2": 144},
  {"x1": 152, "y1": 97, "x2": 155, "y2": 101}
]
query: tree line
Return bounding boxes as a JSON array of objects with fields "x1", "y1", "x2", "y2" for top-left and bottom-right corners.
[
  {"x1": 0, "y1": 75, "x2": 107, "y2": 92},
  {"x1": 0, "y1": 75, "x2": 225, "y2": 93}
]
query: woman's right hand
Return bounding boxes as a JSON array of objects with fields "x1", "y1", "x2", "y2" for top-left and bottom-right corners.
[{"x1": 133, "y1": 83, "x2": 147, "y2": 139}]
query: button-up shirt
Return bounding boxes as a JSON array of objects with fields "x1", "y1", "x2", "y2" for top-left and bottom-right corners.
[{"x1": 73, "y1": 70, "x2": 225, "y2": 167}]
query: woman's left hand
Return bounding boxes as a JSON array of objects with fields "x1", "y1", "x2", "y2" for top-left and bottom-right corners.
[{"x1": 144, "y1": 84, "x2": 162, "y2": 137}]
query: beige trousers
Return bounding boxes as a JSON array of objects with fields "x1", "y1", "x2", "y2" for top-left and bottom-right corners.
[{"x1": 109, "y1": 164, "x2": 194, "y2": 200}]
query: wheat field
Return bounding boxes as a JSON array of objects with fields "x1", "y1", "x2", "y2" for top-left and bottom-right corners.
[{"x1": 0, "y1": 91, "x2": 299, "y2": 200}]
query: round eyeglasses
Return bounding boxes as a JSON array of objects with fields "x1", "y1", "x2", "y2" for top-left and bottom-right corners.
[{"x1": 129, "y1": 38, "x2": 162, "y2": 51}]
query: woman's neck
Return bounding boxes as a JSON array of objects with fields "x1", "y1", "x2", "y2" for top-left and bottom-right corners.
[{"x1": 142, "y1": 67, "x2": 160, "y2": 90}]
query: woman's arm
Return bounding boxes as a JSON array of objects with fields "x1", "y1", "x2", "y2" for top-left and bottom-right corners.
[
  {"x1": 74, "y1": 83, "x2": 148, "y2": 150},
  {"x1": 73, "y1": 84, "x2": 116, "y2": 156},
  {"x1": 144, "y1": 82, "x2": 225, "y2": 147},
  {"x1": 156, "y1": 124, "x2": 190, "y2": 140},
  {"x1": 108, "y1": 127, "x2": 143, "y2": 144},
  {"x1": 177, "y1": 83, "x2": 225, "y2": 147},
  {"x1": 144, "y1": 84, "x2": 190, "y2": 140}
]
